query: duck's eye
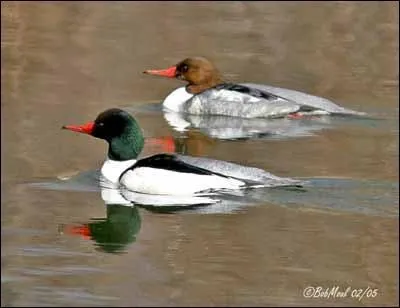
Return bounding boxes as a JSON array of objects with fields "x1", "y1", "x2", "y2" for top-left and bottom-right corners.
[
  {"x1": 180, "y1": 64, "x2": 189, "y2": 73},
  {"x1": 97, "y1": 122, "x2": 104, "y2": 127}
]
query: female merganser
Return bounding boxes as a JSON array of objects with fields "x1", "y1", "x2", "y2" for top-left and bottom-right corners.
[
  {"x1": 143, "y1": 57, "x2": 366, "y2": 118},
  {"x1": 62, "y1": 108, "x2": 303, "y2": 195}
]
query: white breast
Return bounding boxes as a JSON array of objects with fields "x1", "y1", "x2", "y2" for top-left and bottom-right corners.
[
  {"x1": 162, "y1": 87, "x2": 194, "y2": 112},
  {"x1": 101, "y1": 158, "x2": 137, "y2": 185},
  {"x1": 120, "y1": 167, "x2": 245, "y2": 195}
]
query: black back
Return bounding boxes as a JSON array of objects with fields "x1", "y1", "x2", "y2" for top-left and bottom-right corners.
[
  {"x1": 213, "y1": 83, "x2": 279, "y2": 100},
  {"x1": 119, "y1": 154, "x2": 228, "y2": 181}
]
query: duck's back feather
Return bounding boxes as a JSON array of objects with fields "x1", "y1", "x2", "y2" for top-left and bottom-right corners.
[{"x1": 183, "y1": 82, "x2": 365, "y2": 118}]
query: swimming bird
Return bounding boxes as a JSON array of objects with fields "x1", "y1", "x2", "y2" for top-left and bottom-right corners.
[
  {"x1": 62, "y1": 108, "x2": 303, "y2": 196},
  {"x1": 143, "y1": 57, "x2": 365, "y2": 119}
]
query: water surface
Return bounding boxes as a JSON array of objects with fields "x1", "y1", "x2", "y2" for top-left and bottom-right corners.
[{"x1": 1, "y1": 1, "x2": 398, "y2": 306}]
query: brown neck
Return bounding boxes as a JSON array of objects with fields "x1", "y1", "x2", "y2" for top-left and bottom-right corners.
[{"x1": 186, "y1": 74, "x2": 224, "y2": 94}]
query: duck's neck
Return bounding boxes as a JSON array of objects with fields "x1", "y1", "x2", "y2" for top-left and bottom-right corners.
[
  {"x1": 101, "y1": 123, "x2": 144, "y2": 184},
  {"x1": 163, "y1": 74, "x2": 224, "y2": 112},
  {"x1": 108, "y1": 124, "x2": 144, "y2": 161},
  {"x1": 186, "y1": 74, "x2": 224, "y2": 94}
]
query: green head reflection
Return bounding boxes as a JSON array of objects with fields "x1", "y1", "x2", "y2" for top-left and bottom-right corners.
[{"x1": 62, "y1": 204, "x2": 141, "y2": 254}]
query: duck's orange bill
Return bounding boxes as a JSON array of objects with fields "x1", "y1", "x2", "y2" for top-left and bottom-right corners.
[
  {"x1": 143, "y1": 66, "x2": 177, "y2": 78},
  {"x1": 62, "y1": 122, "x2": 95, "y2": 135}
]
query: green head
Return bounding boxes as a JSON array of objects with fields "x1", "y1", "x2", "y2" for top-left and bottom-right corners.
[{"x1": 62, "y1": 108, "x2": 145, "y2": 161}]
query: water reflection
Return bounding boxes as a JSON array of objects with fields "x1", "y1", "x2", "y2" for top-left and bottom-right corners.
[
  {"x1": 164, "y1": 110, "x2": 335, "y2": 140},
  {"x1": 61, "y1": 204, "x2": 141, "y2": 254},
  {"x1": 47, "y1": 168, "x2": 270, "y2": 253},
  {"x1": 31, "y1": 160, "x2": 398, "y2": 218},
  {"x1": 2, "y1": 1, "x2": 398, "y2": 306},
  {"x1": 129, "y1": 102, "x2": 384, "y2": 142},
  {"x1": 31, "y1": 168, "x2": 261, "y2": 211},
  {"x1": 55, "y1": 180, "x2": 220, "y2": 254}
]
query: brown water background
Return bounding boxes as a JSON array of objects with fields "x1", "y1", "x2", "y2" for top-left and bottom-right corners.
[{"x1": 1, "y1": 1, "x2": 398, "y2": 306}]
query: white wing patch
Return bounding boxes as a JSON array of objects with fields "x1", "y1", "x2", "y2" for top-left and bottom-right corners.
[{"x1": 120, "y1": 167, "x2": 245, "y2": 195}]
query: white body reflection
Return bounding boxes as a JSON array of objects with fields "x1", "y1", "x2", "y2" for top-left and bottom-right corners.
[
  {"x1": 30, "y1": 171, "x2": 270, "y2": 212},
  {"x1": 164, "y1": 110, "x2": 334, "y2": 140}
]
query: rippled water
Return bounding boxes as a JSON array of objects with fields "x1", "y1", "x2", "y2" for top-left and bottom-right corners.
[{"x1": 1, "y1": 1, "x2": 398, "y2": 306}]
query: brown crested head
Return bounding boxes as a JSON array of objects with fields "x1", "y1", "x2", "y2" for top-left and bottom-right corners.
[
  {"x1": 143, "y1": 57, "x2": 224, "y2": 94},
  {"x1": 175, "y1": 57, "x2": 222, "y2": 85}
]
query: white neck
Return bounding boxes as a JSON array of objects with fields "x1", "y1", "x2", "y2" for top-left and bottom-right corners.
[
  {"x1": 101, "y1": 158, "x2": 137, "y2": 184},
  {"x1": 163, "y1": 86, "x2": 194, "y2": 112}
]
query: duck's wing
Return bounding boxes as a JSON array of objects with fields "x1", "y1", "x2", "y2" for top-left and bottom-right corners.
[
  {"x1": 176, "y1": 154, "x2": 306, "y2": 188},
  {"x1": 241, "y1": 83, "x2": 366, "y2": 116},
  {"x1": 184, "y1": 83, "x2": 302, "y2": 118}
]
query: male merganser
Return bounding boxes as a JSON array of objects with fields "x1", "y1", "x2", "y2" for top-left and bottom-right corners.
[
  {"x1": 62, "y1": 108, "x2": 303, "y2": 196},
  {"x1": 143, "y1": 57, "x2": 366, "y2": 118}
]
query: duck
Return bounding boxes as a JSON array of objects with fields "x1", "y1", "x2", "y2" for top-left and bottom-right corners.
[
  {"x1": 62, "y1": 108, "x2": 303, "y2": 196},
  {"x1": 143, "y1": 57, "x2": 366, "y2": 119}
]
